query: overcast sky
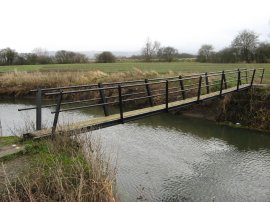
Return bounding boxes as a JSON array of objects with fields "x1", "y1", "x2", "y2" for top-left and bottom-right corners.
[{"x1": 1, "y1": 0, "x2": 269, "y2": 54}]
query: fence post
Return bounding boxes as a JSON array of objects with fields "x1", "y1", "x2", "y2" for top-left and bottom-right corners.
[
  {"x1": 52, "y1": 90, "x2": 63, "y2": 137},
  {"x1": 145, "y1": 79, "x2": 153, "y2": 106},
  {"x1": 250, "y1": 69, "x2": 256, "y2": 87},
  {"x1": 98, "y1": 83, "x2": 109, "y2": 116},
  {"x1": 166, "y1": 80, "x2": 169, "y2": 112},
  {"x1": 179, "y1": 75, "x2": 186, "y2": 100},
  {"x1": 197, "y1": 76, "x2": 202, "y2": 102},
  {"x1": 260, "y1": 68, "x2": 265, "y2": 84},
  {"x1": 237, "y1": 69, "x2": 241, "y2": 91},
  {"x1": 223, "y1": 70, "x2": 227, "y2": 89},
  {"x1": 36, "y1": 88, "x2": 42, "y2": 130},
  {"x1": 118, "y1": 85, "x2": 124, "y2": 123},
  {"x1": 205, "y1": 72, "x2": 210, "y2": 94},
  {"x1": 219, "y1": 73, "x2": 224, "y2": 96}
]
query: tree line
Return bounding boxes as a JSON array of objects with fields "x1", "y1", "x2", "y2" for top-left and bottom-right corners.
[
  {"x1": 0, "y1": 48, "x2": 89, "y2": 66},
  {"x1": 1, "y1": 29, "x2": 269, "y2": 65},
  {"x1": 197, "y1": 30, "x2": 270, "y2": 63}
]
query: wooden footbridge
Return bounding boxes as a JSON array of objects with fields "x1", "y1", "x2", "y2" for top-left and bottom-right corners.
[{"x1": 18, "y1": 68, "x2": 265, "y2": 139}]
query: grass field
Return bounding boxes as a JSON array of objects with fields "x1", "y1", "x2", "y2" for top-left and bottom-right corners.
[{"x1": 1, "y1": 62, "x2": 270, "y2": 74}]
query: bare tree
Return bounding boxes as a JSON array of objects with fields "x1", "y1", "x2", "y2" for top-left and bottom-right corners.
[
  {"x1": 0, "y1": 47, "x2": 17, "y2": 65},
  {"x1": 157, "y1": 46, "x2": 178, "y2": 62},
  {"x1": 142, "y1": 38, "x2": 160, "y2": 62},
  {"x1": 231, "y1": 30, "x2": 259, "y2": 63},
  {"x1": 197, "y1": 44, "x2": 214, "y2": 62}
]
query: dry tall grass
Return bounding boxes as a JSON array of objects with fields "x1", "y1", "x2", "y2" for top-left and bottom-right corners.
[
  {"x1": 0, "y1": 133, "x2": 118, "y2": 202},
  {"x1": 0, "y1": 68, "x2": 169, "y2": 96}
]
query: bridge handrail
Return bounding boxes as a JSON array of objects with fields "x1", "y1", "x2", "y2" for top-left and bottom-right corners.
[{"x1": 18, "y1": 68, "x2": 261, "y2": 133}]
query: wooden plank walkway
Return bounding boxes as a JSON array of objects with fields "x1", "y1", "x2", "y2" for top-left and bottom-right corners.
[{"x1": 29, "y1": 84, "x2": 250, "y2": 139}]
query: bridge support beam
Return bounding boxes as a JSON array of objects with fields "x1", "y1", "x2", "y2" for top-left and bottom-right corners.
[{"x1": 52, "y1": 90, "x2": 63, "y2": 137}]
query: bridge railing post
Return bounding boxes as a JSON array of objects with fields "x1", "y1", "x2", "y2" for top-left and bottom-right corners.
[
  {"x1": 260, "y1": 68, "x2": 265, "y2": 84},
  {"x1": 118, "y1": 85, "x2": 124, "y2": 123},
  {"x1": 245, "y1": 68, "x2": 248, "y2": 84},
  {"x1": 197, "y1": 76, "x2": 202, "y2": 102},
  {"x1": 36, "y1": 88, "x2": 42, "y2": 130},
  {"x1": 165, "y1": 80, "x2": 169, "y2": 112},
  {"x1": 98, "y1": 83, "x2": 109, "y2": 116},
  {"x1": 205, "y1": 72, "x2": 210, "y2": 94},
  {"x1": 223, "y1": 70, "x2": 227, "y2": 89},
  {"x1": 179, "y1": 76, "x2": 186, "y2": 100},
  {"x1": 237, "y1": 69, "x2": 241, "y2": 91},
  {"x1": 250, "y1": 69, "x2": 256, "y2": 87},
  {"x1": 145, "y1": 79, "x2": 153, "y2": 106},
  {"x1": 52, "y1": 90, "x2": 63, "y2": 137},
  {"x1": 219, "y1": 72, "x2": 224, "y2": 96}
]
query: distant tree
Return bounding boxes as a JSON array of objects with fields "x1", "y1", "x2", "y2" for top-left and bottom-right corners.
[
  {"x1": 96, "y1": 51, "x2": 116, "y2": 63},
  {"x1": 197, "y1": 44, "x2": 214, "y2": 62},
  {"x1": 142, "y1": 38, "x2": 160, "y2": 62},
  {"x1": 0, "y1": 48, "x2": 17, "y2": 65},
  {"x1": 32, "y1": 48, "x2": 52, "y2": 64},
  {"x1": 55, "y1": 50, "x2": 88, "y2": 64},
  {"x1": 255, "y1": 42, "x2": 270, "y2": 63},
  {"x1": 175, "y1": 53, "x2": 196, "y2": 59},
  {"x1": 157, "y1": 46, "x2": 178, "y2": 62},
  {"x1": 214, "y1": 47, "x2": 240, "y2": 63},
  {"x1": 231, "y1": 30, "x2": 259, "y2": 63}
]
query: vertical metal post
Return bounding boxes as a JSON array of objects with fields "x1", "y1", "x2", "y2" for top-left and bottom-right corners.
[
  {"x1": 237, "y1": 70, "x2": 241, "y2": 91},
  {"x1": 179, "y1": 75, "x2": 186, "y2": 100},
  {"x1": 166, "y1": 80, "x2": 169, "y2": 112},
  {"x1": 223, "y1": 70, "x2": 227, "y2": 89},
  {"x1": 238, "y1": 69, "x2": 242, "y2": 85},
  {"x1": 98, "y1": 83, "x2": 109, "y2": 116},
  {"x1": 145, "y1": 79, "x2": 153, "y2": 106},
  {"x1": 197, "y1": 76, "x2": 202, "y2": 102},
  {"x1": 260, "y1": 68, "x2": 265, "y2": 84},
  {"x1": 118, "y1": 85, "x2": 124, "y2": 123},
  {"x1": 36, "y1": 88, "x2": 42, "y2": 130},
  {"x1": 219, "y1": 73, "x2": 224, "y2": 96},
  {"x1": 250, "y1": 69, "x2": 256, "y2": 87},
  {"x1": 52, "y1": 90, "x2": 63, "y2": 136},
  {"x1": 205, "y1": 72, "x2": 210, "y2": 94}
]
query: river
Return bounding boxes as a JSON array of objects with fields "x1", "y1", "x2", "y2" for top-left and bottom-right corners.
[{"x1": 0, "y1": 98, "x2": 270, "y2": 201}]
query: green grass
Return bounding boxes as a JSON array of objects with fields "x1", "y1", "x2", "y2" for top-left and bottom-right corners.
[
  {"x1": 1, "y1": 62, "x2": 270, "y2": 74},
  {"x1": 0, "y1": 136, "x2": 20, "y2": 147}
]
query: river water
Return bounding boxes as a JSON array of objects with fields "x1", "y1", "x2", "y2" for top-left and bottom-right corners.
[{"x1": 1, "y1": 98, "x2": 270, "y2": 201}]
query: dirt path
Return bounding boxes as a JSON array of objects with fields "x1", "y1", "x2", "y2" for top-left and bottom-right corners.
[
  {"x1": 0, "y1": 145, "x2": 24, "y2": 159},
  {"x1": 0, "y1": 156, "x2": 30, "y2": 193}
]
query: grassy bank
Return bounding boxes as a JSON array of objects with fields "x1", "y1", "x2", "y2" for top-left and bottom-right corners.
[
  {"x1": 0, "y1": 135, "x2": 117, "y2": 201},
  {"x1": 217, "y1": 87, "x2": 270, "y2": 131},
  {"x1": 1, "y1": 62, "x2": 270, "y2": 73},
  {"x1": 178, "y1": 87, "x2": 270, "y2": 132}
]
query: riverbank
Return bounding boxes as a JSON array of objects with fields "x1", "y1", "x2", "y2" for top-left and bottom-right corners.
[
  {"x1": 0, "y1": 135, "x2": 117, "y2": 201},
  {"x1": 176, "y1": 87, "x2": 270, "y2": 132}
]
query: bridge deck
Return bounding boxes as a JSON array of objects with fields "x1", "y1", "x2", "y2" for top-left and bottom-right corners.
[{"x1": 29, "y1": 84, "x2": 250, "y2": 139}]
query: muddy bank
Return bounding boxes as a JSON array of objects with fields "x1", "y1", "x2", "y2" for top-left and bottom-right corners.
[{"x1": 175, "y1": 87, "x2": 270, "y2": 132}]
